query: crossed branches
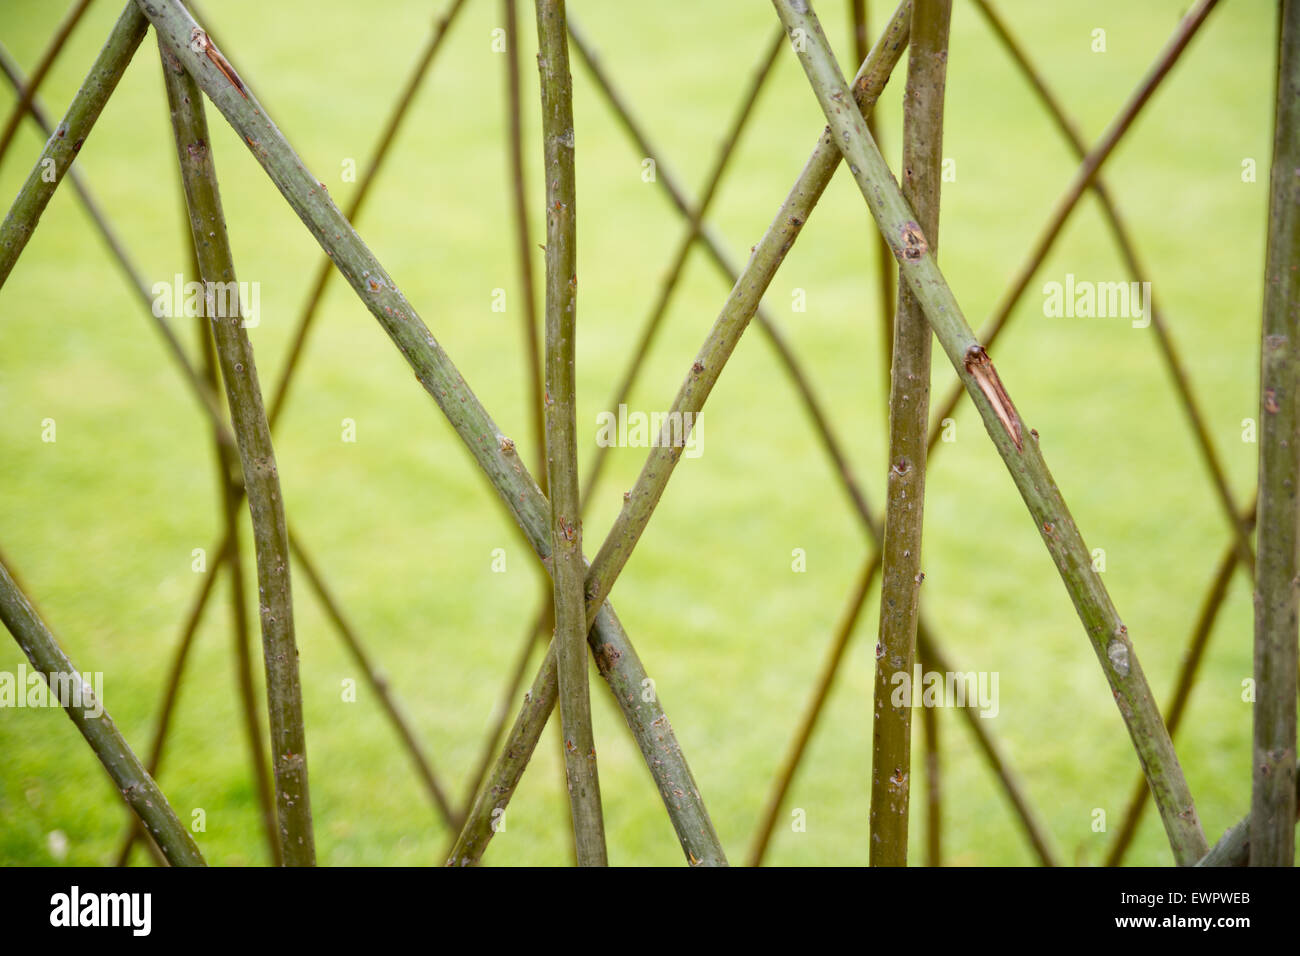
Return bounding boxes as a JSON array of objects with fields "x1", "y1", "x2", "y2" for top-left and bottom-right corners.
[{"x1": 0, "y1": 0, "x2": 1293, "y2": 867}]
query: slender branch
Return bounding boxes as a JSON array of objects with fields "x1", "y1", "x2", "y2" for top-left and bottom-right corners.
[
  {"x1": 138, "y1": 0, "x2": 721, "y2": 864},
  {"x1": 0, "y1": 0, "x2": 96, "y2": 167},
  {"x1": 772, "y1": 0, "x2": 1207, "y2": 866},
  {"x1": 535, "y1": 0, "x2": 605, "y2": 867},
  {"x1": 0, "y1": 557, "x2": 205, "y2": 866},
  {"x1": 870, "y1": 0, "x2": 950, "y2": 867},
  {"x1": 1251, "y1": 0, "x2": 1300, "y2": 866},
  {"x1": 194, "y1": 241, "x2": 281, "y2": 866},
  {"x1": 288, "y1": 531, "x2": 459, "y2": 830},
  {"x1": 969, "y1": 0, "x2": 1255, "y2": 581},
  {"x1": 159, "y1": 41, "x2": 314, "y2": 865},
  {"x1": 0, "y1": 1, "x2": 147, "y2": 289}
]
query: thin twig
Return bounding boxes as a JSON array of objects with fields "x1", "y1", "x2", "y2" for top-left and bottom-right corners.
[
  {"x1": 850, "y1": 0, "x2": 897, "y2": 419},
  {"x1": 503, "y1": 0, "x2": 547, "y2": 491},
  {"x1": 193, "y1": 253, "x2": 282, "y2": 866}
]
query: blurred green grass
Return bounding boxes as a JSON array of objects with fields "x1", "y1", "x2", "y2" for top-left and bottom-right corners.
[{"x1": 0, "y1": 0, "x2": 1284, "y2": 865}]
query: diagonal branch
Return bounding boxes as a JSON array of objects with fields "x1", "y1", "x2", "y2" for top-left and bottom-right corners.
[
  {"x1": 0, "y1": 556, "x2": 206, "y2": 866},
  {"x1": 0, "y1": 1, "x2": 147, "y2": 289},
  {"x1": 771, "y1": 0, "x2": 1207, "y2": 866}
]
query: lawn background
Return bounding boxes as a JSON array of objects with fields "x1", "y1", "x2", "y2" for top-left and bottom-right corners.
[{"x1": 0, "y1": 0, "x2": 1283, "y2": 865}]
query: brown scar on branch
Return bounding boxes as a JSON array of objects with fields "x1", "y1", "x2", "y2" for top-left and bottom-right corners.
[
  {"x1": 190, "y1": 28, "x2": 247, "y2": 99},
  {"x1": 964, "y1": 344, "x2": 1023, "y2": 451},
  {"x1": 899, "y1": 220, "x2": 928, "y2": 260}
]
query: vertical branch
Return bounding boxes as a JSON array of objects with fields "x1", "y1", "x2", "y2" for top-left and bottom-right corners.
[
  {"x1": 534, "y1": 0, "x2": 607, "y2": 866},
  {"x1": 771, "y1": 0, "x2": 1208, "y2": 865},
  {"x1": 0, "y1": 558, "x2": 206, "y2": 866},
  {"x1": 869, "y1": 0, "x2": 950, "y2": 866},
  {"x1": 1252, "y1": 0, "x2": 1300, "y2": 867},
  {"x1": 159, "y1": 42, "x2": 314, "y2": 865},
  {"x1": 0, "y1": 1, "x2": 147, "y2": 288}
]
